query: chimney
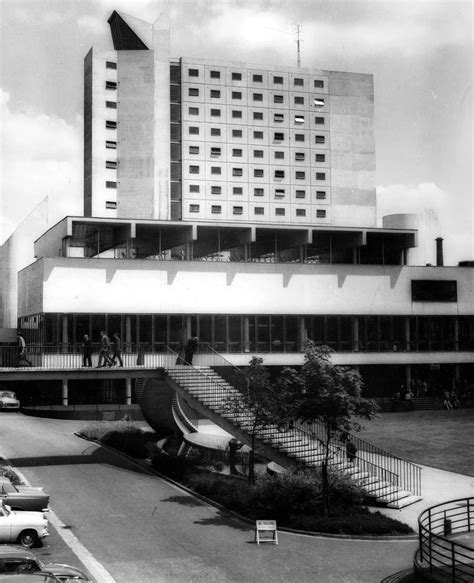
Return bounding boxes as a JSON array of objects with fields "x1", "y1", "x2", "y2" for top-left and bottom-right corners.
[{"x1": 436, "y1": 237, "x2": 444, "y2": 267}]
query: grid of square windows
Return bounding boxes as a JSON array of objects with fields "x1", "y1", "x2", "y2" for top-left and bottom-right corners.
[
  {"x1": 232, "y1": 91, "x2": 242, "y2": 99},
  {"x1": 253, "y1": 112, "x2": 264, "y2": 120},
  {"x1": 275, "y1": 207, "x2": 285, "y2": 215},
  {"x1": 316, "y1": 191, "x2": 326, "y2": 199},
  {"x1": 210, "y1": 108, "x2": 221, "y2": 117},
  {"x1": 232, "y1": 149, "x2": 243, "y2": 157},
  {"x1": 317, "y1": 209, "x2": 327, "y2": 218},
  {"x1": 210, "y1": 89, "x2": 221, "y2": 98},
  {"x1": 253, "y1": 74, "x2": 263, "y2": 83},
  {"x1": 188, "y1": 87, "x2": 199, "y2": 96},
  {"x1": 232, "y1": 72, "x2": 242, "y2": 81},
  {"x1": 232, "y1": 129, "x2": 243, "y2": 138},
  {"x1": 253, "y1": 93, "x2": 263, "y2": 101},
  {"x1": 211, "y1": 186, "x2": 222, "y2": 194},
  {"x1": 211, "y1": 205, "x2": 221, "y2": 213},
  {"x1": 210, "y1": 70, "x2": 220, "y2": 79},
  {"x1": 233, "y1": 187, "x2": 243, "y2": 195},
  {"x1": 189, "y1": 126, "x2": 199, "y2": 135},
  {"x1": 232, "y1": 110, "x2": 242, "y2": 119},
  {"x1": 210, "y1": 128, "x2": 220, "y2": 136},
  {"x1": 254, "y1": 207, "x2": 264, "y2": 215}
]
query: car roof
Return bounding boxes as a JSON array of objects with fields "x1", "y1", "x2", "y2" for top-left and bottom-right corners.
[
  {"x1": 0, "y1": 575, "x2": 59, "y2": 582},
  {"x1": 0, "y1": 545, "x2": 36, "y2": 559}
]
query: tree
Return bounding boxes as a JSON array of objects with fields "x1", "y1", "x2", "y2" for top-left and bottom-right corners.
[
  {"x1": 224, "y1": 356, "x2": 294, "y2": 484},
  {"x1": 293, "y1": 342, "x2": 378, "y2": 514}
]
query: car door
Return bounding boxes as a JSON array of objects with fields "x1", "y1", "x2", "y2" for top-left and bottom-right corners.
[{"x1": 0, "y1": 502, "x2": 12, "y2": 541}]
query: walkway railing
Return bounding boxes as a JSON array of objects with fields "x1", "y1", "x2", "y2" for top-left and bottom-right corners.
[
  {"x1": 416, "y1": 498, "x2": 474, "y2": 582},
  {"x1": 190, "y1": 344, "x2": 421, "y2": 495},
  {"x1": 0, "y1": 345, "x2": 174, "y2": 370}
]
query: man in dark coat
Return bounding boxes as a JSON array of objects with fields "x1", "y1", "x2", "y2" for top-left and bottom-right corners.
[
  {"x1": 184, "y1": 336, "x2": 199, "y2": 365},
  {"x1": 82, "y1": 334, "x2": 92, "y2": 367}
]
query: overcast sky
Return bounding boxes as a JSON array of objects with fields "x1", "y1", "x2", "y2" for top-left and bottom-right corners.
[{"x1": 0, "y1": 0, "x2": 472, "y2": 265}]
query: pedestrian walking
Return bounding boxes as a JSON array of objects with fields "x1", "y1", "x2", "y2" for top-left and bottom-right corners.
[
  {"x1": 111, "y1": 333, "x2": 124, "y2": 367},
  {"x1": 97, "y1": 331, "x2": 113, "y2": 368},
  {"x1": 346, "y1": 438, "x2": 357, "y2": 465},
  {"x1": 16, "y1": 333, "x2": 32, "y2": 367},
  {"x1": 82, "y1": 334, "x2": 92, "y2": 367},
  {"x1": 184, "y1": 336, "x2": 199, "y2": 365}
]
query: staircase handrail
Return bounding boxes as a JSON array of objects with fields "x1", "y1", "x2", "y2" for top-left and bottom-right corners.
[{"x1": 194, "y1": 343, "x2": 421, "y2": 496}]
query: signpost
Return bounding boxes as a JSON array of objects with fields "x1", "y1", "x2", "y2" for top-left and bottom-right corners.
[{"x1": 255, "y1": 520, "x2": 278, "y2": 545}]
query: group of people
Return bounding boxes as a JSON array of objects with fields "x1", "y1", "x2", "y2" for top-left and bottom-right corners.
[
  {"x1": 442, "y1": 389, "x2": 462, "y2": 410},
  {"x1": 82, "y1": 331, "x2": 123, "y2": 368}
]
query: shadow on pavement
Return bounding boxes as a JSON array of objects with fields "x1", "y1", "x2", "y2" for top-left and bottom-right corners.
[
  {"x1": 161, "y1": 494, "x2": 206, "y2": 507},
  {"x1": 193, "y1": 508, "x2": 251, "y2": 532},
  {"x1": 4, "y1": 445, "x2": 153, "y2": 476},
  {"x1": 380, "y1": 568, "x2": 417, "y2": 582}
]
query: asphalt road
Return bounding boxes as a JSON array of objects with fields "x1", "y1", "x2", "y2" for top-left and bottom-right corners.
[{"x1": 0, "y1": 413, "x2": 418, "y2": 582}]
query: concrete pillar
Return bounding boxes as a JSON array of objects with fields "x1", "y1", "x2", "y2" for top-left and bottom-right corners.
[
  {"x1": 454, "y1": 364, "x2": 460, "y2": 383},
  {"x1": 61, "y1": 315, "x2": 68, "y2": 353},
  {"x1": 353, "y1": 317, "x2": 360, "y2": 352},
  {"x1": 405, "y1": 365, "x2": 411, "y2": 392},
  {"x1": 185, "y1": 316, "x2": 192, "y2": 339},
  {"x1": 125, "y1": 316, "x2": 132, "y2": 352},
  {"x1": 62, "y1": 378, "x2": 69, "y2": 406},
  {"x1": 297, "y1": 316, "x2": 307, "y2": 351},
  {"x1": 404, "y1": 317, "x2": 411, "y2": 352},
  {"x1": 243, "y1": 316, "x2": 250, "y2": 352},
  {"x1": 454, "y1": 318, "x2": 459, "y2": 351},
  {"x1": 125, "y1": 378, "x2": 132, "y2": 405}
]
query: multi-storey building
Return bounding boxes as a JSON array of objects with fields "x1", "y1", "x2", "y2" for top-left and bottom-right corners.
[{"x1": 11, "y1": 9, "x2": 474, "y2": 405}]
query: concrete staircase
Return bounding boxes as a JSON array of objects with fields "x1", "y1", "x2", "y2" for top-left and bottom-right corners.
[{"x1": 165, "y1": 365, "x2": 422, "y2": 509}]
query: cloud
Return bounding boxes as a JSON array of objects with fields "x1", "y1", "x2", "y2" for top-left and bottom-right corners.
[
  {"x1": 76, "y1": 15, "x2": 106, "y2": 35},
  {"x1": 0, "y1": 89, "x2": 83, "y2": 243}
]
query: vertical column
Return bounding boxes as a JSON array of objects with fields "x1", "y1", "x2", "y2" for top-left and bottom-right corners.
[
  {"x1": 185, "y1": 316, "x2": 192, "y2": 339},
  {"x1": 125, "y1": 316, "x2": 132, "y2": 353},
  {"x1": 125, "y1": 378, "x2": 132, "y2": 405},
  {"x1": 454, "y1": 318, "x2": 459, "y2": 351},
  {"x1": 298, "y1": 316, "x2": 307, "y2": 351},
  {"x1": 353, "y1": 317, "x2": 360, "y2": 352},
  {"x1": 62, "y1": 378, "x2": 69, "y2": 406},
  {"x1": 405, "y1": 364, "x2": 411, "y2": 393},
  {"x1": 61, "y1": 315, "x2": 68, "y2": 354},
  {"x1": 404, "y1": 317, "x2": 411, "y2": 352},
  {"x1": 243, "y1": 316, "x2": 250, "y2": 352}
]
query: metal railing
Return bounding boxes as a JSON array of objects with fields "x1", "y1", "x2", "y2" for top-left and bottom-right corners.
[
  {"x1": 0, "y1": 345, "x2": 175, "y2": 370},
  {"x1": 185, "y1": 344, "x2": 421, "y2": 496},
  {"x1": 298, "y1": 419, "x2": 422, "y2": 497},
  {"x1": 416, "y1": 498, "x2": 474, "y2": 582}
]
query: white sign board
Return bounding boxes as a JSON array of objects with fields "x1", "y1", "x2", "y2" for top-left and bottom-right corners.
[{"x1": 255, "y1": 520, "x2": 278, "y2": 545}]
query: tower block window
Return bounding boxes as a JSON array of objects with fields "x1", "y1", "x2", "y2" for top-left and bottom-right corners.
[{"x1": 105, "y1": 61, "x2": 117, "y2": 69}]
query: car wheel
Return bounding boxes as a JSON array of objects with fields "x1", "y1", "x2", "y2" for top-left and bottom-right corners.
[{"x1": 18, "y1": 529, "x2": 38, "y2": 548}]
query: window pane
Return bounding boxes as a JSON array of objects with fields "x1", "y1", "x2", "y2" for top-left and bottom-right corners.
[
  {"x1": 228, "y1": 316, "x2": 242, "y2": 352},
  {"x1": 214, "y1": 315, "x2": 227, "y2": 351}
]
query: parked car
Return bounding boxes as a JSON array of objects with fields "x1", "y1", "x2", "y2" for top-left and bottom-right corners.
[
  {"x1": 0, "y1": 546, "x2": 90, "y2": 581},
  {"x1": 0, "y1": 574, "x2": 60, "y2": 582},
  {"x1": 0, "y1": 391, "x2": 20, "y2": 411},
  {"x1": 0, "y1": 478, "x2": 50, "y2": 512},
  {"x1": 0, "y1": 501, "x2": 49, "y2": 547}
]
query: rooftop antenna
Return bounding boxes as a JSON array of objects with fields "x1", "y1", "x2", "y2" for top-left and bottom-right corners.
[{"x1": 295, "y1": 24, "x2": 302, "y2": 68}]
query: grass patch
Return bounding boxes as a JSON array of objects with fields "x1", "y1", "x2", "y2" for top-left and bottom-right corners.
[{"x1": 358, "y1": 409, "x2": 474, "y2": 476}]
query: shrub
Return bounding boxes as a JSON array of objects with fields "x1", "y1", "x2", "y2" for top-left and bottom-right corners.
[
  {"x1": 151, "y1": 452, "x2": 199, "y2": 481},
  {"x1": 1, "y1": 465, "x2": 23, "y2": 485},
  {"x1": 79, "y1": 421, "x2": 148, "y2": 458}
]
